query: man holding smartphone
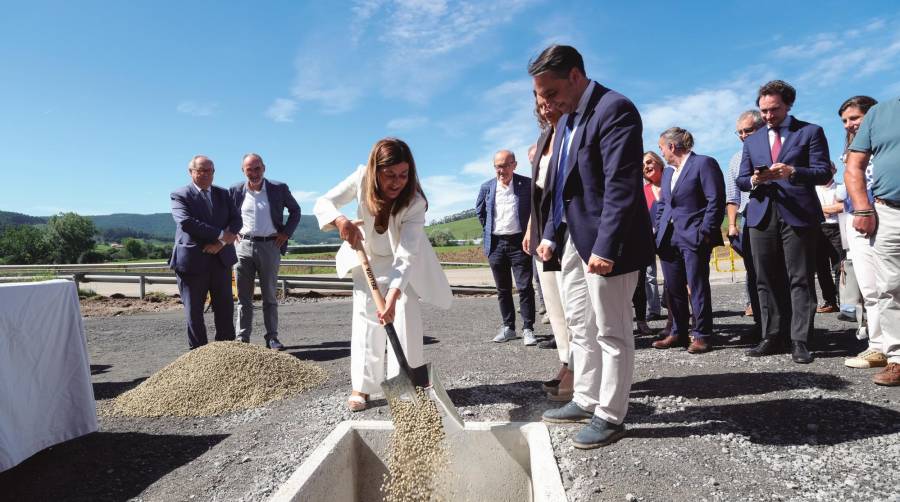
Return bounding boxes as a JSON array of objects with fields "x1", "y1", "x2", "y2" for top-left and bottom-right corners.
[{"x1": 735, "y1": 80, "x2": 833, "y2": 364}]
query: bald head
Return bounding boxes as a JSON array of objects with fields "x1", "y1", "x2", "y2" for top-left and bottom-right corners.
[{"x1": 493, "y1": 150, "x2": 517, "y2": 186}]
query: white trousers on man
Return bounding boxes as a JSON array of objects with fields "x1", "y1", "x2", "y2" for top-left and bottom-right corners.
[
  {"x1": 350, "y1": 255, "x2": 423, "y2": 396},
  {"x1": 848, "y1": 226, "x2": 882, "y2": 347},
  {"x1": 873, "y1": 204, "x2": 900, "y2": 363},
  {"x1": 558, "y1": 232, "x2": 638, "y2": 425}
]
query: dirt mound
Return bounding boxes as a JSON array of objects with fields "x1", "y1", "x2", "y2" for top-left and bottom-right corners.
[{"x1": 103, "y1": 341, "x2": 327, "y2": 417}]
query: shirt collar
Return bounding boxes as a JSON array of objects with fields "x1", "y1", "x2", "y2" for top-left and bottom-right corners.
[
  {"x1": 677, "y1": 151, "x2": 693, "y2": 170},
  {"x1": 573, "y1": 80, "x2": 596, "y2": 119},
  {"x1": 246, "y1": 179, "x2": 267, "y2": 193},
  {"x1": 193, "y1": 183, "x2": 209, "y2": 193}
]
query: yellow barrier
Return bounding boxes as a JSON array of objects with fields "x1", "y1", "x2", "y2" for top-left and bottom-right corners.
[{"x1": 709, "y1": 244, "x2": 746, "y2": 273}]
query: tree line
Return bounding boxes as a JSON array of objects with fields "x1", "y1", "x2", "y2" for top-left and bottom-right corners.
[{"x1": 0, "y1": 213, "x2": 170, "y2": 265}]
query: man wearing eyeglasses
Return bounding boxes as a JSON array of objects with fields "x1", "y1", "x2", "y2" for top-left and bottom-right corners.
[
  {"x1": 170, "y1": 155, "x2": 242, "y2": 350},
  {"x1": 724, "y1": 110, "x2": 765, "y2": 341},
  {"x1": 476, "y1": 150, "x2": 537, "y2": 346}
]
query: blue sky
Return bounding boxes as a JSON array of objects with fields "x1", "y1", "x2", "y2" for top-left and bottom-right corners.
[{"x1": 2, "y1": 1, "x2": 899, "y2": 222}]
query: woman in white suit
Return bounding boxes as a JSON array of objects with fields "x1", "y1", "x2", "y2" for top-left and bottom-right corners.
[{"x1": 314, "y1": 138, "x2": 452, "y2": 411}]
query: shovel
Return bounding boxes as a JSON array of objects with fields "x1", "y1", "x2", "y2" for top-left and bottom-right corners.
[{"x1": 354, "y1": 245, "x2": 464, "y2": 429}]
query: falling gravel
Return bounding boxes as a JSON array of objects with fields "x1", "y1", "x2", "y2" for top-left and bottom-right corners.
[
  {"x1": 103, "y1": 341, "x2": 327, "y2": 417},
  {"x1": 382, "y1": 388, "x2": 450, "y2": 502}
]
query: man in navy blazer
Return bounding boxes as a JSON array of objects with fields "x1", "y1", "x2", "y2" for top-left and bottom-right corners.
[
  {"x1": 653, "y1": 127, "x2": 725, "y2": 354},
  {"x1": 229, "y1": 153, "x2": 301, "y2": 350},
  {"x1": 476, "y1": 150, "x2": 536, "y2": 345},
  {"x1": 170, "y1": 155, "x2": 242, "y2": 349},
  {"x1": 736, "y1": 80, "x2": 833, "y2": 364},
  {"x1": 531, "y1": 45, "x2": 653, "y2": 448}
]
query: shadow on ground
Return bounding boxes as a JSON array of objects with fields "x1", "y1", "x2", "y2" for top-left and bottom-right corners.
[
  {"x1": 0, "y1": 432, "x2": 229, "y2": 502},
  {"x1": 447, "y1": 381, "x2": 545, "y2": 421},
  {"x1": 92, "y1": 377, "x2": 148, "y2": 400},
  {"x1": 628, "y1": 398, "x2": 900, "y2": 446},
  {"x1": 631, "y1": 371, "x2": 848, "y2": 399}
]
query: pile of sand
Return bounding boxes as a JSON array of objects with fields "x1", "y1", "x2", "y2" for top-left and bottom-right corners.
[
  {"x1": 381, "y1": 388, "x2": 450, "y2": 502},
  {"x1": 103, "y1": 341, "x2": 327, "y2": 417}
]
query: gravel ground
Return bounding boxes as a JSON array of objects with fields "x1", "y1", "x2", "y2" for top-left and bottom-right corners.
[{"x1": 1, "y1": 283, "x2": 898, "y2": 502}]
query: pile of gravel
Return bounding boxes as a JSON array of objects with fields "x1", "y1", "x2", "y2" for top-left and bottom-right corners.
[
  {"x1": 103, "y1": 341, "x2": 327, "y2": 417},
  {"x1": 382, "y1": 388, "x2": 450, "y2": 502}
]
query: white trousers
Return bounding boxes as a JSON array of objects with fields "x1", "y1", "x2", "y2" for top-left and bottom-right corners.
[
  {"x1": 848, "y1": 228, "x2": 882, "y2": 349},
  {"x1": 350, "y1": 256, "x2": 424, "y2": 395},
  {"x1": 538, "y1": 262, "x2": 569, "y2": 363},
  {"x1": 873, "y1": 204, "x2": 900, "y2": 363},
  {"x1": 559, "y1": 232, "x2": 638, "y2": 425}
]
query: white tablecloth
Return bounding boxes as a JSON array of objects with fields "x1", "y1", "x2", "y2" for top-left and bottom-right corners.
[{"x1": 0, "y1": 280, "x2": 98, "y2": 472}]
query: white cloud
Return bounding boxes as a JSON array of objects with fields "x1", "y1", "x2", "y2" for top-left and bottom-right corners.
[
  {"x1": 274, "y1": 0, "x2": 536, "y2": 116},
  {"x1": 386, "y1": 115, "x2": 429, "y2": 130},
  {"x1": 420, "y1": 175, "x2": 482, "y2": 221},
  {"x1": 265, "y1": 98, "x2": 298, "y2": 123},
  {"x1": 176, "y1": 100, "x2": 218, "y2": 117},
  {"x1": 291, "y1": 190, "x2": 319, "y2": 203}
]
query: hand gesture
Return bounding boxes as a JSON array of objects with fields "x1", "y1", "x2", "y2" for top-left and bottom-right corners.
[{"x1": 203, "y1": 241, "x2": 224, "y2": 254}]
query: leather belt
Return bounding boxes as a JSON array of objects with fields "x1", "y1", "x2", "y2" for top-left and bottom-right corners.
[
  {"x1": 240, "y1": 234, "x2": 277, "y2": 242},
  {"x1": 875, "y1": 198, "x2": 900, "y2": 209}
]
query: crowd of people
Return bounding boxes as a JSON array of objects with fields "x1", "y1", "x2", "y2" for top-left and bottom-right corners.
[{"x1": 167, "y1": 43, "x2": 900, "y2": 450}]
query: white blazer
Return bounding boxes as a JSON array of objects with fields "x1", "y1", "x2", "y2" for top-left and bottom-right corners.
[{"x1": 314, "y1": 165, "x2": 453, "y2": 309}]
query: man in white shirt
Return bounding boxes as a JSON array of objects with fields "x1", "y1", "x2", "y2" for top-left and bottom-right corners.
[
  {"x1": 814, "y1": 163, "x2": 844, "y2": 313},
  {"x1": 476, "y1": 150, "x2": 536, "y2": 345},
  {"x1": 229, "y1": 153, "x2": 301, "y2": 350}
]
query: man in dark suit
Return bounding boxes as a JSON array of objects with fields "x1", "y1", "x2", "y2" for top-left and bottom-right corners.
[
  {"x1": 530, "y1": 45, "x2": 654, "y2": 448},
  {"x1": 736, "y1": 80, "x2": 833, "y2": 364},
  {"x1": 476, "y1": 150, "x2": 536, "y2": 345},
  {"x1": 170, "y1": 155, "x2": 242, "y2": 349},
  {"x1": 652, "y1": 127, "x2": 726, "y2": 354},
  {"x1": 230, "y1": 153, "x2": 301, "y2": 350}
]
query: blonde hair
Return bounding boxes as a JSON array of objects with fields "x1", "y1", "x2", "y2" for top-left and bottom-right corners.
[{"x1": 362, "y1": 138, "x2": 426, "y2": 216}]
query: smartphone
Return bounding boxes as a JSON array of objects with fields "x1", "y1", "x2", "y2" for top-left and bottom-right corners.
[{"x1": 754, "y1": 164, "x2": 769, "y2": 172}]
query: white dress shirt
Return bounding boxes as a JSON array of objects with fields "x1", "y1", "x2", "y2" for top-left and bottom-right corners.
[
  {"x1": 669, "y1": 152, "x2": 693, "y2": 192},
  {"x1": 493, "y1": 180, "x2": 521, "y2": 235},
  {"x1": 239, "y1": 180, "x2": 277, "y2": 237}
]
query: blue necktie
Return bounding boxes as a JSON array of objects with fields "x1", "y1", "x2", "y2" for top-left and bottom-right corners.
[
  {"x1": 552, "y1": 114, "x2": 576, "y2": 229},
  {"x1": 201, "y1": 189, "x2": 213, "y2": 214}
]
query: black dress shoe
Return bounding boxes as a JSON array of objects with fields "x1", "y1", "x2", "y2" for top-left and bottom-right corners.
[
  {"x1": 791, "y1": 341, "x2": 813, "y2": 364},
  {"x1": 746, "y1": 338, "x2": 782, "y2": 357}
]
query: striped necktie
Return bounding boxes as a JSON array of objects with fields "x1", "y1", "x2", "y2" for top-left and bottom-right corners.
[
  {"x1": 552, "y1": 113, "x2": 577, "y2": 229},
  {"x1": 201, "y1": 189, "x2": 213, "y2": 213}
]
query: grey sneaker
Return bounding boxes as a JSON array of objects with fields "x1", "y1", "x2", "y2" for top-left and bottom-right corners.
[
  {"x1": 573, "y1": 416, "x2": 626, "y2": 449},
  {"x1": 523, "y1": 329, "x2": 538, "y2": 346},
  {"x1": 492, "y1": 326, "x2": 516, "y2": 343},
  {"x1": 542, "y1": 401, "x2": 593, "y2": 424},
  {"x1": 266, "y1": 337, "x2": 285, "y2": 350}
]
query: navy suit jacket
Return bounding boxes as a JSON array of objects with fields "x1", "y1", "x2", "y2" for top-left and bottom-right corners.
[
  {"x1": 655, "y1": 153, "x2": 726, "y2": 250},
  {"x1": 475, "y1": 173, "x2": 531, "y2": 256},
  {"x1": 541, "y1": 82, "x2": 654, "y2": 276},
  {"x1": 229, "y1": 179, "x2": 302, "y2": 255},
  {"x1": 735, "y1": 115, "x2": 832, "y2": 228},
  {"x1": 169, "y1": 184, "x2": 241, "y2": 274}
]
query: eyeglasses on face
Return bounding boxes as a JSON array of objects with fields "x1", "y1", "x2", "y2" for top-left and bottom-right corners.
[{"x1": 734, "y1": 127, "x2": 756, "y2": 136}]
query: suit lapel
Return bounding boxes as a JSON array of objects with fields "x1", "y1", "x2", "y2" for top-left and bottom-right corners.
[
  {"x1": 776, "y1": 116, "x2": 801, "y2": 163},
  {"x1": 672, "y1": 154, "x2": 695, "y2": 198},
  {"x1": 488, "y1": 179, "x2": 497, "y2": 231},
  {"x1": 190, "y1": 185, "x2": 213, "y2": 220},
  {"x1": 561, "y1": 83, "x2": 603, "y2": 187}
]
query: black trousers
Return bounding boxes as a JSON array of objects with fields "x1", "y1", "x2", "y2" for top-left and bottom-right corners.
[
  {"x1": 176, "y1": 258, "x2": 236, "y2": 349},
  {"x1": 749, "y1": 205, "x2": 817, "y2": 342},
  {"x1": 632, "y1": 267, "x2": 647, "y2": 322},
  {"x1": 741, "y1": 216, "x2": 762, "y2": 330},
  {"x1": 488, "y1": 233, "x2": 535, "y2": 330},
  {"x1": 815, "y1": 223, "x2": 843, "y2": 306}
]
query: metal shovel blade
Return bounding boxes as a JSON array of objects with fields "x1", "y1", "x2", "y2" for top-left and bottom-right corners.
[{"x1": 380, "y1": 363, "x2": 465, "y2": 430}]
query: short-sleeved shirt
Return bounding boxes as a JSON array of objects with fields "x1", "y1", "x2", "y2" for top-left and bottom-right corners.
[{"x1": 850, "y1": 97, "x2": 900, "y2": 202}]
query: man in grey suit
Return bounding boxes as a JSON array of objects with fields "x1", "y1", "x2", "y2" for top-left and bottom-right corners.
[
  {"x1": 170, "y1": 155, "x2": 242, "y2": 349},
  {"x1": 229, "y1": 153, "x2": 301, "y2": 350}
]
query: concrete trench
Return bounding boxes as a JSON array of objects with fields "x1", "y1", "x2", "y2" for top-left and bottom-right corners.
[{"x1": 269, "y1": 420, "x2": 566, "y2": 502}]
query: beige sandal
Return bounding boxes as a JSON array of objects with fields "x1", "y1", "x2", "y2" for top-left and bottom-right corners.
[{"x1": 347, "y1": 393, "x2": 368, "y2": 412}]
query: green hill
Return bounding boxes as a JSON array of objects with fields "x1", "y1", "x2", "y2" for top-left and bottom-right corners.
[{"x1": 426, "y1": 216, "x2": 482, "y2": 241}]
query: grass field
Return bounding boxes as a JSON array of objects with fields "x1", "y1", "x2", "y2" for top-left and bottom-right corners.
[{"x1": 426, "y1": 216, "x2": 482, "y2": 241}]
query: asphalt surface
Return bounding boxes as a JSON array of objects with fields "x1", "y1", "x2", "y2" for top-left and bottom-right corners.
[{"x1": 0, "y1": 282, "x2": 897, "y2": 502}]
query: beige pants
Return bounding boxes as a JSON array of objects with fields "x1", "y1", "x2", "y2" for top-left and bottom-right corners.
[
  {"x1": 559, "y1": 232, "x2": 638, "y2": 425},
  {"x1": 350, "y1": 256, "x2": 423, "y2": 396}
]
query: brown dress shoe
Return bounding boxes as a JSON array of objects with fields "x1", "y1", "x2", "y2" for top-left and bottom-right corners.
[
  {"x1": 687, "y1": 337, "x2": 711, "y2": 354},
  {"x1": 873, "y1": 362, "x2": 900, "y2": 386},
  {"x1": 816, "y1": 303, "x2": 838, "y2": 313},
  {"x1": 652, "y1": 334, "x2": 684, "y2": 349}
]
